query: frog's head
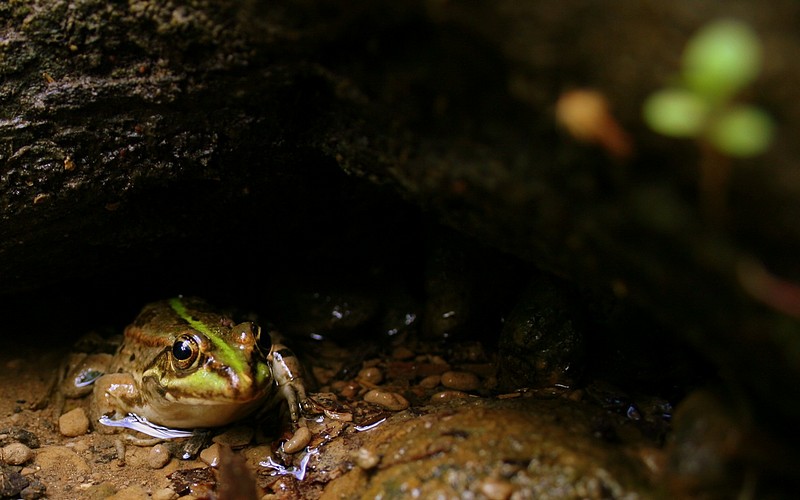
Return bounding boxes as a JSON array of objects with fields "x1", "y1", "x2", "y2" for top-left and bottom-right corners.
[
  {"x1": 140, "y1": 299, "x2": 274, "y2": 426},
  {"x1": 158, "y1": 322, "x2": 273, "y2": 399}
]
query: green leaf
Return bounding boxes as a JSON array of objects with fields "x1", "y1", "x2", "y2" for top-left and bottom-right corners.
[
  {"x1": 707, "y1": 105, "x2": 775, "y2": 157},
  {"x1": 643, "y1": 88, "x2": 709, "y2": 137},
  {"x1": 682, "y1": 19, "x2": 762, "y2": 101}
]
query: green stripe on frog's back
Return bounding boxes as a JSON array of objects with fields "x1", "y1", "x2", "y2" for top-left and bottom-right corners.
[{"x1": 168, "y1": 297, "x2": 246, "y2": 374}]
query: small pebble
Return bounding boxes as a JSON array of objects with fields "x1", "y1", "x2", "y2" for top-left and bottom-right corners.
[
  {"x1": 108, "y1": 485, "x2": 149, "y2": 500},
  {"x1": 567, "y1": 389, "x2": 584, "y2": 401},
  {"x1": 429, "y1": 390, "x2": 469, "y2": 404},
  {"x1": 357, "y1": 367, "x2": 384, "y2": 385},
  {"x1": 441, "y1": 371, "x2": 479, "y2": 391},
  {"x1": 354, "y1": 447, "x2": 379, "y2": 470},
  {"x1": 1, "y1": 442, "x2": 33, "y2": 465},
  {"x1": 429, "y1": 355, "x2": 448, "y2": 365},
  {"x1": 242, "y1": 445, "x2": 272, "y2": 465},
  {"x1": 151, "y1": 488, "x2": 179, "y2": 500},
  {"x1": 5, "y1": 359, "x2": 23, "y2": 370},
  {"x1": 418, "y1": 375, "x2": 441, "y2": 389},
  {"x1": 59, "y1": 407, "x2": 90, "y2": 437},
  {"x1": 391, "y1": 346, "x2": 414, "y2": 360},
  {"x1": 20, "y1": 478, "x2": 47, "y2": 499},
  {"x1": 312, "y1": 366, "x2": 335, "y2": 385},
  {"x1": 200, "y1": 443, "x2": 221, "y2": 467},
  {"x1": 148, "y1": 444, "x2": 171, "y2": 469},
  {"x1": 363, "y1": 389, "x2": 410, "y2": 411},
  {"x1": 339, "y1": 381, "x2": 360, "y2": 399},
  {"x1": 283, "y1": 427, "x2": 311, "y2": 454},
  {"x1": 479, "y1": 478, "x2": 515, "y2": 500},
  {"x1": 70, "y1": 438, "x2": 91, "y2": 454},
  {"x1": 35, "y1": 446, "x2": 91, "y2": 475},
  {"x1": 636, "y1": 446, "x2": 666, "y2": 476}
]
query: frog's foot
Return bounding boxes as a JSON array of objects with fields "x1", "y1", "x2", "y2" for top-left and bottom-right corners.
[
  {"x1": 269, "y1": 344, "x2": 310, "y2": 425},
  {"x1": 98, "y1": 413, "x2": 195, "y2": 440}
]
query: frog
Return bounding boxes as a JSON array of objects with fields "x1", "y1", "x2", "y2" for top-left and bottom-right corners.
[{"x1": 65, "y1": 297, "x2": 309, "y2": 443}]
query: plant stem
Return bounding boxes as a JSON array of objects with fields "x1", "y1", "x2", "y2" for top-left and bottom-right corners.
[{"x1": 699, "y1": 140, "x2": 730, "y2": 225}]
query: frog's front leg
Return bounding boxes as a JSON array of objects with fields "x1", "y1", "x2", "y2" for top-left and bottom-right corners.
[
  {"x1": 268, "y1": 343, "x2": 313, "y2": 454},
  {"x1": 269, "y1": 344, "x2": 309, "y2": 426},
  {"x1": 92, "y1": 372, "x2": 141, "y2": 432},
  {"x1": 93, "y1": 374, "x2": 196, "y2": 442}
]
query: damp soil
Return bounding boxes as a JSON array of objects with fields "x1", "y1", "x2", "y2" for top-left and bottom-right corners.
[{"x1": 0, "y1": 331, "x2": 668, "y2": 499}]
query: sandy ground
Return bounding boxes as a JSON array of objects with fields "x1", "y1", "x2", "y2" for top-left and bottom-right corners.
[{"x1": 0, "y1": 333, "x2": 665, "y2": 499}]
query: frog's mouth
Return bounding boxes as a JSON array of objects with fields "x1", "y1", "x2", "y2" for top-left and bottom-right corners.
[
  {"x1": 140, "y1": 388, "x2": 271, "y2": 429},
  {"x1": 147, "y1": 366, "x2": 272, "y2": 401},
  {"x1": 139, "y1": 373, "x2": 271, "y2": 413},
  {"x1": 159, "y1": 403, "x2": 265, "y2": 429}
]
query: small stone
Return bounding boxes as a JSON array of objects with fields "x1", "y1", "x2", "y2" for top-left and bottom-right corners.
[
  {"x1": 83, "y1": 482, "x2": 116, "y2": 497},
  {"x1": 0, "y1": 428, "x2": 39, "y2": 449},
  {"x1": 0, "y1": 464, "x2": 27, "y2": 497},
  {"x1": 312, "y1": 366, "x2": 335, "y2": 385},
  {"x1": 479, "y1": 478, "x2": 515, "y2": 500},
  {"x1": 363, "y1": 389, "x2": 410, "y2": 411},
  {"x1": 418, "y1": 375, "x2": 441, "y2": 389},
  {"x1": 339, "y1": 381, "x2": 360, "y2": 399},
  {"x1": 357, "y1": 367, "x2": 384, "y2": 385},
  {"x1": 430, "y1": 355, "x2": 449, "y2": 365},
  {"x1": 429, "y1": 390, "x2": 469, "y2": 404},
  {"x1": 282, "y1": 427, "x2": 311, "y2": 454},
  {"x1": 199, "y1": 443, "x2": 221, "y2": 467},
  {"x1": 441, "y1": 371, "x2": 479, "y2": 391},
  {"x1": 354, "y1": 447, "x2": 379, "y2": 470},
  {"x1": 567, "y1": 389, "x2": 584, "y2": 401},
  {"x1": 69, "y1": 438, "x2": 91, "y2": 454},
  {"x1": 391, "y1": 346, "x2": 414, "y2": 360},
  {"x1": 242, "y1": 445, "x2": 272, "y2": 467},
  {"x1": 35, "y1": 446, "x2": 91, "y2": 476},
  {"x1": 1, "y1": 443, "x2": 33, "y2": 465},
  {"x1": 4, "y1": 359, "x2": 23, "y2": 370},
  {"x1": 107, "y1": 485, "x2": 149, "y2": 500},
  {"x1": 148, "y1": 444, "x2": 171, "y2": 469},
  {"x1": 19, "y1": 478, "x2": 46, "y2": 499},
  {"x1": 151, "y1": 487, "x2": 179, "y2": 500},
  {"x1": 58, "y1": 408, "x2": 89, "y2": 437}
]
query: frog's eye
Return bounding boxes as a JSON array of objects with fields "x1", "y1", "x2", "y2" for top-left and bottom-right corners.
[{"x1": 172, "y1": 334, "x2": 199, "y2": 369}]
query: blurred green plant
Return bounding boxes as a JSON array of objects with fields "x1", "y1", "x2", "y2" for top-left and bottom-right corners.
[
  {"x1": 643, "y1": 19, "x2": 774, "y2": 157},
  {"x1": 643, "y1": 19, "x2": 775, "y2": 223}
]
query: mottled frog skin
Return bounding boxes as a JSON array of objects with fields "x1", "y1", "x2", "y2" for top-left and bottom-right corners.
[{"x1": 90, "y1": 297, "x2": 307, "y2": 431}]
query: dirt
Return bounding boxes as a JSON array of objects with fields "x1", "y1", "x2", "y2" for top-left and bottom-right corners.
[{"x1": 0, "y1": 335, "x2": 667, "y2": 499}]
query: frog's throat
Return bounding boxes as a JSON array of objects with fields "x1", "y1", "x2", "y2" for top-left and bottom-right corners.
[{"x1": 168, "y1": 297, "x2": 246, "y2": 375}]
